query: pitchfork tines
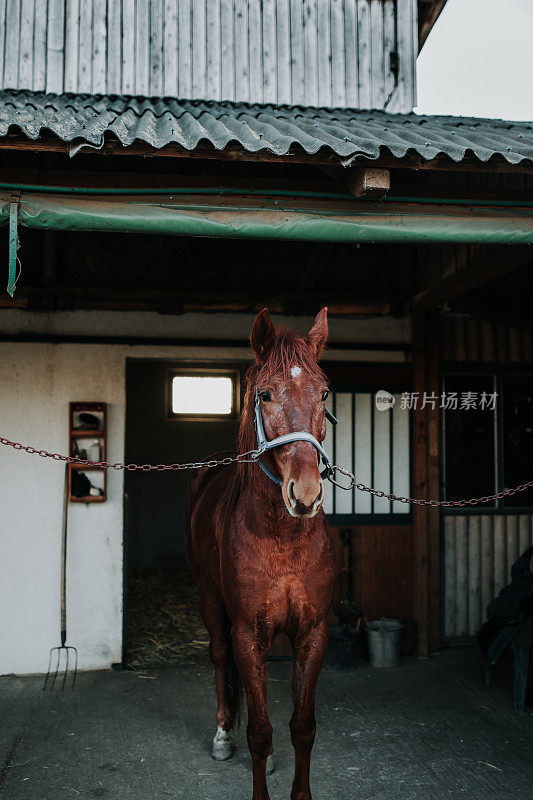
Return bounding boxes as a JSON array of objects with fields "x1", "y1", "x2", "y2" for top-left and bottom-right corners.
[
  {"x1": 43, "y1": 633, "x2": 78, "y2": 691},
  {"x1": 43, "y1": 464, "x2": 78, "y2": 691}
]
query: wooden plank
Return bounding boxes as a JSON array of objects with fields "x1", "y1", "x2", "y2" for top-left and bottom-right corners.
[
  {"x1": 373, "y1": 400, "x2": 391, "y2": 514},
  {"x1": 163, "y1": 0, "x2": 178, "y2": 96},
  {"x1": 233, "y1": 0, "x2": 248, "y2": 100},
  {"x1": 467, "y1": 515, "x2": 481, "y2": 635},
  {"x1": 46, "y1": 0, "x2": 65, "y2": 93},
  {"x1": 261, "y1": 0, "x2": 276, "y2": 104},
  {"x1": 316, "y1": 0, "x2": 332, "y2": 107},
  {"x1": 330, "y1": 0, "x2": 345, "y2": 107},
  {"x1": 289, "y1": 0, "x2": 304, "y2": 105},
  {"x1": 2, "y1": 131, "x2": 533, "y2": 175},
  {"x1": 205, "y1": 0, "x2": 221, "y2": 100},
  {"x1": 354, "y1": 393, "x2": 372, "y2": 514},
  {"x1": 248, "y1": 0, "x2": 262, "y2": 104},
  {"x1": 0, "y1": 0, "x2": 7, "y2": 89},
  {"x1": 64, "y1": 0, "x2": 80, "y2": 93},
  {"x1": 454, "y1": 515, "x2": 468, "y2": 638},
  {"x1": 349, "y1": 525, "x2": 414, "y2": 652},
  {"x1": 79, "y1": 0, "x2": 93, "y2": 90},
  {"x1": 149, "y1": 0, "x2": 164, "y2": 96},
  {"x1": 92, "y1": 0, "x2": 107, "y2": 93},
  {"x1": 412, "y1": 311, "x2": 429, "y2": 654},
  {"x1": 383, "y1": 0, "x2": 396, "y2": 103},
  {"x1": 121, "y1": 0, "x2": 135, "y2": 93},
  {"x1": 346, "y1": 167, "x2": 390, "y2": 198},
  {"x1": 392, "y1": 393, "x2": 410, "y2": 514},
  {"x1": 276, "y1": 0, "x2": 290, "y2": 105},
  {"x1": 343, "y1": 0, "x2": 358, "y2": 107},
  {"x1": 357, "y1": 0, "x2": 371, "y2": 109},
  {"x1": 191, "y1": 0, "x2": 207, "y2": 98},
  {"x1": 395, "y1": 0, "x2": 416, "y2": 112},
  {"x1": 334, "y1": 393, "x2": 353, "y2": 514},
  {"x1": 4, "y1": 0, "x2": 21, "y2": 88},
  {"x1": 18, "y1": 0, "x2": 35, "y2": 89},
  {"x1": 493, "y1": 515, "x2": 506, "y2": 601},
  {"x1": 303, "y1": 0, "x2": 318, "y2": 105},
  {"x1": 107, "y1": 0, "x2": 121, "y2": 93},
  {"x1": 178, "y1": 0, "x2": 192, "y2": 98},
  {"x1": 135, "y1": 0, "x2": 150, "y2": 96},
  {"x1": 220, "y1": 0, "x2": 234, "y2": 100},
  {"x1": 413, "y1": 246, "x2": 533, "y2": 312},
  {"x1": 370, "y1": 0, "x2": 385, "y2": 109},
  {"x1": 480, "y1": 515, "x2": 494, "y2": 620},
  {"x1": 443, "y1": 517, "x2": 456, "y2": 637}
]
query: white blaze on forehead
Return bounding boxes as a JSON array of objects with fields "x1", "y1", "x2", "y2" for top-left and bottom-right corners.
[{"x1": 291, "y1": 365, "x2": 302, "y2": 379}]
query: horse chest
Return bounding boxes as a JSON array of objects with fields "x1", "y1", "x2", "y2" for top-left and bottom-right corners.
[{"x1": 229, "y1": 536, "x2": 332, "y2": 635}]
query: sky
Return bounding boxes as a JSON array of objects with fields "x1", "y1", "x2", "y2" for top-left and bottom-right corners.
[{"x1": 416, "y1": 0, "x2": 533, "y2": 120}]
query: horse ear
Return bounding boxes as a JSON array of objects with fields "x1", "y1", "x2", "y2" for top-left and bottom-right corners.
[
  {"x1": 251, "y1": 308, "x2": 276, "y2": 364},
  {"x1": 306, "y1": 307, "x2": 328, "y2": 359}
]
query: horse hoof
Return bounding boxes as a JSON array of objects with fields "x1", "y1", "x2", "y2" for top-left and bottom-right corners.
[
  {"x1": 266, "y1": 753, "x2": 275, "y2": 774},
  {"x1": 212, "y1": 727, "x2": 234, "y2": 761}
]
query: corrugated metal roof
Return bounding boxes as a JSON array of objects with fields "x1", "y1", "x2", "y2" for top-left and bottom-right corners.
[{"x1": 0, "y1": 89, "x2": 532, "y2": 166}]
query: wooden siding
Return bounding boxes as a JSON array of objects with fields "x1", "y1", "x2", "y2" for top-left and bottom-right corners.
[
  {"x1": 0, "y1": 0, "x2": 417, "y2": 111},
  {"x1": 443, "y1": 514, "x2": 533, "y2": 638},
  {"x1": 330, "y1": 524, "x2": 414, "y2": 652},
  {"x1": 441, "y1": 316, "x2": 533, "y2": 363}
]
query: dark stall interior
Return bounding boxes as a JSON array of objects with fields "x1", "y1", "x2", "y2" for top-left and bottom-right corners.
[{"x1": 124, "y1": 358, "x2": 242, "y2": 668}]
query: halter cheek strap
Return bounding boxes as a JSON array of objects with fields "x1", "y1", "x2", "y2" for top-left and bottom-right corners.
[{"x1": 253, "y1": 390, "x2": 334, "y2": 486}]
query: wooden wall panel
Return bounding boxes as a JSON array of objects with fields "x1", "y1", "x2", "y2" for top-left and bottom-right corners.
[
  {"x1": 0, "y1": 0, "x2": 417, "y2": 112},
  {"x1": 330, "y1": 524, "x2": 414, "y2": 652}
]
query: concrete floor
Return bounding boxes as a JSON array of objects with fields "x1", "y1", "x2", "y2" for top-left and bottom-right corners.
[{"x1": 0, "y1": 648, "x2": 531, "y2": 800}]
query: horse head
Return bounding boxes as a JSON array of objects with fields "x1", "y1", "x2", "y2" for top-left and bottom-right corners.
[{"x1": 249, "y1": 307, "x2": 329, "y2": 518}]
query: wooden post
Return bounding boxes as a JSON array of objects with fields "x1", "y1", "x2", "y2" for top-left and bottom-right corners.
[{"x1": 412, "y1": 310, "x2": 440, "y2": 656}]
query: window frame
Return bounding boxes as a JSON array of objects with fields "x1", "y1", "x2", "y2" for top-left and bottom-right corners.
[
  {"x1": 441, "y1": 367, "x2": 533, "y2": 514},
  {"x1": 166, "y1": 367, "x2": 241, "y2": 422}
]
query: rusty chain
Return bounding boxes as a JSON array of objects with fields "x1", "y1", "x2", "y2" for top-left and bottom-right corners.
[{"x1": 1, "y1": 435, "x2": 532, "y2": 508}]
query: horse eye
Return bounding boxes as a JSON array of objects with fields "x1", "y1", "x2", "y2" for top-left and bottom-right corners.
[
  {"x1": 321, "y1": 390, "x2": 329, "y2": 402},
  {"x1": 260, "y1": 390, "x2": 271, "y2": 402}
]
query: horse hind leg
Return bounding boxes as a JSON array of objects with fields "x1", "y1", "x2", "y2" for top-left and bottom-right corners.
[{"x1": 199, "y1": 591, "x2": 240, "y2": 761}]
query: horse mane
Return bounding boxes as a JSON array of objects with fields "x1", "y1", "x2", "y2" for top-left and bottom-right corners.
[{"x1": 213, "y1": 327, "x2": 327, "y2": 533}]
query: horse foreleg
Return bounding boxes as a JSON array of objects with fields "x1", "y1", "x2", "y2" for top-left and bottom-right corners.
[
  {"x1": 199, "y1": 591, "x2": 235, "y2": 760},
  {"x1": 289, "y1": 620, "x2": 329, "y2": 800},
  {"x1": 232, "y1": 623, "x2": 272, "y2": 800}
]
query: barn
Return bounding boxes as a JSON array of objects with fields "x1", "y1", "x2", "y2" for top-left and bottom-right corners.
[{"x1": 0, "y1": 1, "x2": 532, "y2": 798}]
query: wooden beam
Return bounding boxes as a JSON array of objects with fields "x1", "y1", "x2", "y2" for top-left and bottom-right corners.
[
  {"x1": 345, "y1": 167, "x2": 390, "y2": 199},
  {"x1": 412, "y1": 245, "x2": 533, "y2": 312},
  {"x1": 0, "y1": 133, "x2": 532, "y2": 174},
  {"x1": 419, "y1": 0, "x2": 448, "y2": 51},
  {"x1": 0, "y1": 285, "x2": 392, "y2": 317},
  {"x1": 412, "y1": 311, "x2": 440, "y2": 656}
]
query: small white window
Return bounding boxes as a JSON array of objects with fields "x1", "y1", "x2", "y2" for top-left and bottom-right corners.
[{"x1": 171, "y1": 375, "x2": 234, "y2": 416}]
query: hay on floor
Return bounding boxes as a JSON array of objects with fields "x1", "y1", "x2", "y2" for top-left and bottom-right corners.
[{"x1": 125, "y1": 571, "x2": 208, "y2": 669}]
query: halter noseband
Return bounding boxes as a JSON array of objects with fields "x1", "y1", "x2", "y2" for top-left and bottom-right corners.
[{"x1": 253, "y1": 389, "x2": 337, "y2": 486}]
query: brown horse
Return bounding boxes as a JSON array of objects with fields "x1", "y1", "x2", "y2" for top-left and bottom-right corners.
[{"x1": 187, "y1": 308, "x2": 335, "y2": 800}]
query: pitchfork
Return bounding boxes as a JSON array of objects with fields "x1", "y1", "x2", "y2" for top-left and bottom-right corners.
[{"x1": 43, "y1": 464, "x2": 78, "y2": 690}]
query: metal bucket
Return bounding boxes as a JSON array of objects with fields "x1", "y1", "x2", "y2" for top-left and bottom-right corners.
[{"x1": 364, "y1": 618, "x2": 405, "y2": 668}]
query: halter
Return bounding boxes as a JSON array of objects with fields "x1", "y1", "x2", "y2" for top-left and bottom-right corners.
[{"x1": 253, "y1": 389, "x2": 337, "y2": 486}]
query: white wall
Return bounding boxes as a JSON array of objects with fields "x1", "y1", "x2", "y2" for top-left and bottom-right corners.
[
  {"x1": 0, "y1": 309, "x2": 411, "y2": 675},
  {"x1": 0, "y1": 343, "x2": 126, "y2": 674}
]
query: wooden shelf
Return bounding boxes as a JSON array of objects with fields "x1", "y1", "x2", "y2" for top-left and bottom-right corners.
[{"x1": 69, "y1": 402, "x2": 107, "y2": 503}]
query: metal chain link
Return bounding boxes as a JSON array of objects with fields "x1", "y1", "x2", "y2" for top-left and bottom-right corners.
[
  {"x1": 327, "y1": 464, "x2": 533, "y2": 508},
  {"x1": 0, "y1": 436, "x2": 264, "y2": 472},
  {"x1": 1, "y1": 435, "x2": 532, "y2": 507}
]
